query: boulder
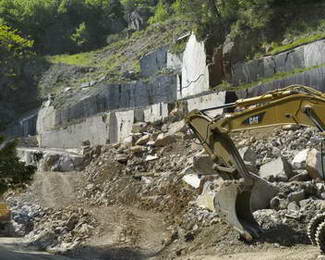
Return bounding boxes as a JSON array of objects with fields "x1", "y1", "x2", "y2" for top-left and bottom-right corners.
[
  {"x1": 259, "y1": 157, "x2": 293, "y2": 181},
  {"x1": 40, "y1": 153, "x2": 84, "y2": 172},
  {"x1": 130, "y1": 145, "x2": 146, "y2": 154},
  {"x1": 192, "y1": 152, "x2": 215, "y2": 175},
  {"x1": 291, "y1": 149, "x2": 309, "y2": 169},
  {"x1": 306, "y1": 148, "x2": 325, "y2": 180},
  {"x1": 287, "y1": 201, "x2": 300, "y2": 211},
  {"x1": 288, "y1": 190, "x2": 305, "y2": 203},
  {"x1": 195, "y1": 182, "x2": 217, "y2": 211},
  {"x1": 116, "y1": 154, "x2": 128, "y2": 163},
  {"x1": 270, "y1": 196, "x2": 288, "y2": 210},
  {"x1": 239, "y1": 147, "x2": 257, "y2": 167},
  {"x1": 182, "y1": 172, "x2": 201, "y2": 189},
  {"x1": 154, "y1": 133, "x2": 177, "y2": 147},
  {"x1": 135, "y1": 134, "x2": 151, "y2": 146},
  {"x1": 123, "y1": 136, "x2": 134, "y2": 147},
  {"x1": 132, "y1": 122, "x2": 148, "y2": 133},
  {"x1": 167, "y1": 120, "x2": 186, "y2": 135}
]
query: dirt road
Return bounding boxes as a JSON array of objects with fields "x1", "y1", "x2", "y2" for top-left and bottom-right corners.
[
  {"x1": 0, "y1": 238, "x2": 73, "y2": 260},
  {"x1": 29, "y1": 171, "x2": 82, "y2": 208}
]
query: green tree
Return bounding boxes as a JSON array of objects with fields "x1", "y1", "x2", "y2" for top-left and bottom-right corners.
[
  {"x1": 148, "y1": 0, "x2": 169, "y2": 24},
  {"x1": 71, "y1": 22, "x2": 90, "y2": 48},
  {"x1": 0, "y1": 137, "x2": 36, "y2": 194},
  {"x1": 0, "y1": 24, "x2": 34, "y2": 83},
  {"x1": 0, "y1": 0, "x2": 127, "y2": 54}
]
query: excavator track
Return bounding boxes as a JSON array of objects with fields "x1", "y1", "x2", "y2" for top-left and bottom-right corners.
[
  {"x1": 316, "y1": 220, "x2": 325, "y2": 253},
  {"x1": 307, "y1": 213, "x2": 325, "y2": 245}
]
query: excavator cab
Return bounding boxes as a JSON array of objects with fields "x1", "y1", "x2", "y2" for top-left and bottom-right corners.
[{"x1": 185, "y1": 85, "x2": 325, "y2": 240}]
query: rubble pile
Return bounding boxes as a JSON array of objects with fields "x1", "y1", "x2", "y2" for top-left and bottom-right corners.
[
  {"x1": 25, "y1": 207, "x2": 96, "y2": 252},
  {"x1": 7, "y1": 195, "x2": 96, "y2": 252},
  {"x1": 7, "y1": 119, "x2": 325, "y2": 257},
  {"x1": 7, "y1": 197, "x2": 46, "y2": 237},
  {"x1": 78, "y1": 120, "x2": 198, "y2": 218}
]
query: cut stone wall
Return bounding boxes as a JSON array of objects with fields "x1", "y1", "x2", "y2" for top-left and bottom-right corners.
[
  {"x1": 36, "y1": 74, "x2": 177, "y2": 133},
  {"x1": 180, "y1": 34, "x2": 210, "y2": 99},
  {"x1": 3, "y1": 110, "x2": 39, "y2": 137},
  {"x1": 140, "y1": 47, "x2": 168, "y2": 77},
  {"x1": 237, "y1": 66, "x2": 325, "y2": 98},
  {"x1": 36, "y1": 91, "x2": 226, "y2": 149},
  {"x1": 38, "y1": 113, "x2": 111, "y2": 148},
  {"x1": 185, "y1": 92, "x2": 226, "y2": 117},
  {"x1": 232, "y1": 39, "x2": 325, "y2": 86}
]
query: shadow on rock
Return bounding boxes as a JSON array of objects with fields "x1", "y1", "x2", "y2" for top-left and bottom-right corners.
[{"x1": 258, "y1": 224, "x2": 309, "y2": 246}]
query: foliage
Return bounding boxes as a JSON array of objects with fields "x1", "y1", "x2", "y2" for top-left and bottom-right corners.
[
  {"x1": 0, "y1": 24, "x2": 33, "y2": 57},
  {"x1": 0, "y1": 0, "x2": 127, "y2": 54},
  {"x1": 148, "y1": 0, "x2": 169, "y2": 24},
  {"x1": 0, "y1": 137, "x2": 36, "y2": 195},
  {"x1": 0, "y1": 25, "x2": 34, "y2": 88},
  {"x1": 268, "y1": 33, "x2": 325, "y2": 55},
  {"x1": 121, "y1": 0, "x2": 153, "y2": 12},
  {"x1": 47, "y1": 52, "x2": 94, "y2": 66},
  {"x1": 71, "y1": 22, "x2": 90, "y2": 48}
]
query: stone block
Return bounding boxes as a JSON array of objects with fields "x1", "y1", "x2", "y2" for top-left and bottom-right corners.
[
  {"x1": 186, "y1": 92, "x2": 226, "y2": 117},
  {"x1": 143, "y1": 103, "x2": 168, "y2": 123},
  {"x1": 307, "y1": 148, "x2": 325, "y2": 180},
  {"x1": 259, "y1": 157, "x2": 292, "y2": 181},
  {"x1": 192, "y1": 152, "x2": 215, "y2": 175},
  {"x1": 154, "y1": 133, "x2": 177, "y2": 147},
  {"x1": 292, "y1": 149, "x2": 309, "y2": 169},
  {"x1": 305, "y1": 39, "x2": 325, "y2": 67},
  {"x1": 140, "y1": 47, "x2": 168, "y2": 77},
  {"x1": 180, "y1": 34, "x2": 209, "y2": 98},
  {"x1": 135, "y1": 134, "x2": 151, "y2": 145}
]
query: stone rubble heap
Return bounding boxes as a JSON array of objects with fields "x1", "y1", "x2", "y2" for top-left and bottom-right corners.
[
  {"x1": 78, "y1": 120, "x2": 325, "y2": 245},
  {"x1": 7, "y1": 197, "x2": 46, "y2": 237},
  {"x1": 25, "y1": 207, "x2": 96, "y2": 253},
  {"x1": 7, "y1": 196, "x2": 96, "y2": 252},
  {"x1": 8, "y1": 119, "x2": 325, "y2": 254}
]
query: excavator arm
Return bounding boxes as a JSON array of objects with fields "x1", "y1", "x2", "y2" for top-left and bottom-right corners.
[{"x1": 185, "y1": 85, "x2": 325, "y2": 240}]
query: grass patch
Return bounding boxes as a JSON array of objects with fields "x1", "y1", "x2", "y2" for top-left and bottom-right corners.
[
  {"x1": 47, "y1": 52, "x2": 94, "y2": 66},
  {"x1": 216, "y1": 62, "x2": 325, "y2": 92},
  {"x1": 268, "y1": 33, "x2": 325, "y2": 56}
]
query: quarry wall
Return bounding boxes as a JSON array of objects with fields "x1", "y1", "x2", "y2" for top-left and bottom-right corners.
[{"x1": 6, "y1": 35, "x2": 325, "y2": 149}]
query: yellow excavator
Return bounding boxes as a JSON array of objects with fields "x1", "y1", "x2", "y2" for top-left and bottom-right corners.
[{"x1": 185, "y1": 84, "x2": 325, "y2": 242}]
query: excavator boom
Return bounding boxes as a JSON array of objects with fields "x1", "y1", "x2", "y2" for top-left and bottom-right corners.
[{"x1": 185, "y1": 85, "x2": 325, "y2": 240}]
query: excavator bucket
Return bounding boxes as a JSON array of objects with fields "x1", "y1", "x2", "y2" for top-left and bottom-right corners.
[{"x1": 213, "y1": 176, "x2": 278, "y2": 240}]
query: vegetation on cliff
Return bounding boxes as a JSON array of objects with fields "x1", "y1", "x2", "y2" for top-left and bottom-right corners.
[{"x1": 0, "y1": 0, "x2": 324, "y2": 59}]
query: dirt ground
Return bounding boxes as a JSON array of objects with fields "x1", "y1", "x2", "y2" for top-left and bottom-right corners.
[
  {"x1": 17, "y1": 170, "x2": 322, "y2": 260},
  {"x1": 12, "y1": 125, "x2": 325, "y2": 260},
  {"x1": 181, "y1": 245, "x2": 319, "y2": 260}
]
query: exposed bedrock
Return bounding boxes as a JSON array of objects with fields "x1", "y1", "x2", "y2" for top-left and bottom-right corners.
[
  {"x1": 232, "y1": 39, "x2": 325, "y2": 88},
  {"x1": 37, "y1": 91, "x2": 226, "y2": 149},
  {"x1": 237, "y1": 66, "x2": 325, "y2": 98}
]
